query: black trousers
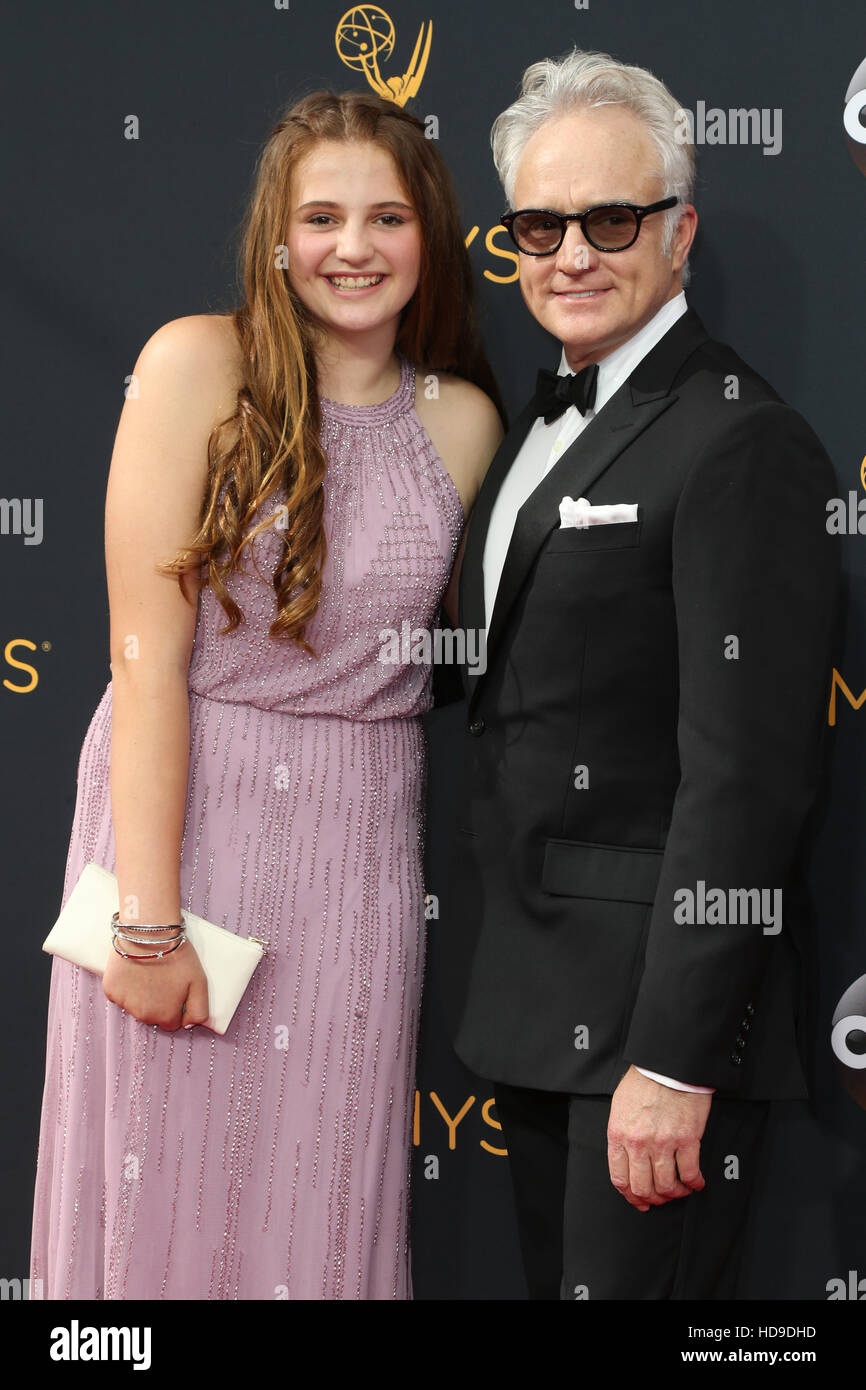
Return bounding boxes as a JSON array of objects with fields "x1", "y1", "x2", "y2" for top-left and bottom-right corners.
[{"x1": 493, "y1": 1080, "x2": 772, "y2": 1300}]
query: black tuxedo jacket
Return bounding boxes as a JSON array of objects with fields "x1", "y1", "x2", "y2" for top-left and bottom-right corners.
[{"x1": 441, "y1": 306, "x2": 841, "y2": 1099}]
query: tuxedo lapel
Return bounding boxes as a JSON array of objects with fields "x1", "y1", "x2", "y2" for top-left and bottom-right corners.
[{"x1": 459, "y1": 307, "x2": 710, "y2": 714}]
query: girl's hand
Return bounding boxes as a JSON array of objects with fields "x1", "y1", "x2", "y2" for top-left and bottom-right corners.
[{"x1": 102, "y1": 934, "x2": 210, "y2": 1031}]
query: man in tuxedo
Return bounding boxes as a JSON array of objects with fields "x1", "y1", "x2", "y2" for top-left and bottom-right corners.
[{"x1": 443, "y1": 47, "x2": 841, "y2": 1299}]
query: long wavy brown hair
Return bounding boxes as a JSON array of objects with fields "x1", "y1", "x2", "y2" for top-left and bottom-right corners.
[{"x1": 157, "y1": 89, "x2": 506, "y2": 656}]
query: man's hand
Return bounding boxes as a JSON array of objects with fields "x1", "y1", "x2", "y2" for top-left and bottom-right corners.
[{"x1": 607, "y1": 1065, "x2": 712, "y2": 1211}]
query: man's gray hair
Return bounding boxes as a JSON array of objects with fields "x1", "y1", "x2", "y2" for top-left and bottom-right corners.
[{"x1": 492, "y1": 47, "x2": 695, "y2": 285}]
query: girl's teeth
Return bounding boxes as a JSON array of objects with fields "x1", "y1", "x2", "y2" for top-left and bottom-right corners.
[{"x1": 328, "y1": 275, "x2": 384, "y2": 288}]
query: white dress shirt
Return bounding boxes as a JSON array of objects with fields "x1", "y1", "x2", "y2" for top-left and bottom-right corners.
[{"x1": 482, "y1": 291, "x2": 714, "y2": 1096}]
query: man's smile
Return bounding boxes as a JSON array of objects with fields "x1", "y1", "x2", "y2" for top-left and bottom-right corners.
[{"x1": 553, "y1": 286, "x2": 611, "y2": 300}]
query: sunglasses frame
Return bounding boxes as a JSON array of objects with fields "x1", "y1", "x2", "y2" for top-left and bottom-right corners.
[{"x1": 500, "y1": 197, "x2": 679, "y2": 255}]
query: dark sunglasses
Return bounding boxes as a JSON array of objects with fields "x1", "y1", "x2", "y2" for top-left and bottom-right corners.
[{"x1": 500, "y1": 197, "x2": 679, "y2": 255}]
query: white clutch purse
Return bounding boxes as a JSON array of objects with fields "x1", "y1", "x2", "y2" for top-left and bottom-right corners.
[{"x1": 42, "y1": 861, "x2": 268, "y2": 1034}]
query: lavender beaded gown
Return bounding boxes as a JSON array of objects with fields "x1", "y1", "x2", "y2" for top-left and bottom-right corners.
[{"x1": 29, "y1": 352, "x2": 463, "y2": 1299}]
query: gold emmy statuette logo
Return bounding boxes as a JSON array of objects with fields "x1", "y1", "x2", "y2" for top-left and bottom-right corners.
[
  {"x1": 860, "y1": 454, "x2": 866, "y2": 492},
  {"x1": 335, "y1": 5, "x2": 432, "y2": 107}
]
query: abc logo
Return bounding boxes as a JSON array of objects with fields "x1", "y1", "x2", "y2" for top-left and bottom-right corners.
[
  {"x1": 831, "y1": 974, "x2": 866, "y2": 1108},
  {"x1": 844, "y1": 58, "x2": 866, "y2": 175}
]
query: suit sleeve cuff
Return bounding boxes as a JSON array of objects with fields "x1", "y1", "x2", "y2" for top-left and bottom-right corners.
[{"x1": 634, "y1": 1065, "x2": 715, "y2": 1094}]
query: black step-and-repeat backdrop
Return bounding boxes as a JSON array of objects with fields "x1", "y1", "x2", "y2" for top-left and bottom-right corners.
[{"x1": 4, "y1": 0, "x2": 866, "y2": 1301}]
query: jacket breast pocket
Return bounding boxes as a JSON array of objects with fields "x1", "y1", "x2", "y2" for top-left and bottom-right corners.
[
  {"x1": 543, "y1": 518, "x2": 642, "y2": 553},
  {"x1": 541, "y1": 837, "x2": 663, "y2": 904}
]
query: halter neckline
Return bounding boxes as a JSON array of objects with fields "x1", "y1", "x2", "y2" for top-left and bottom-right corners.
[{"x1": 319, "y1": 353, "x2": 414, "y2": 424}]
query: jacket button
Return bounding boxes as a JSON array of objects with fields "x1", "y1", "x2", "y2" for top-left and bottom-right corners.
[
  {"x1": 745, "y1": 1003, "x2": 755, "y2": 1017},
  {"x1": 740, "y1": 1018, "x2": 751, "y2": 1032},
  {"x1": 469, "y1": 718, "x2": 485, "y2": 736},
  {"x1": 729, "y1": 1053, "x2": 743, "y2": 1066},
  {"x1": 735, "y1": 1035, "x2": 747, "y2": 1049}
]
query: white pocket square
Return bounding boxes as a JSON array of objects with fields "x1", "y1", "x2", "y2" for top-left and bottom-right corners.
[{"x1": 559, "y1": 495, "x2": 638, "y2": 528}]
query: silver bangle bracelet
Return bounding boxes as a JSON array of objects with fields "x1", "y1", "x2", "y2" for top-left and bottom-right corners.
[
  {"x1": 110, "y1": 910, "x2": 185, "y2": 932},
  {"x1": 112, "y1": 927, "x2": 185, "y2": 946},
  {"x1": 111, "y1": 930, "x2": 188, "y2": 960}
]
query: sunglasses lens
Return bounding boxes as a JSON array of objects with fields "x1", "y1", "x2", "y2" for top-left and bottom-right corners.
[
  {"x1": 584, "y1": 206, "x2": 639, "y2": 248},
  {"x1": 509, "y1": 207, "x2": 643, "y2": 253},
  {"x1": 510, "y1": 212, "x2": 563, "y2": 253}
]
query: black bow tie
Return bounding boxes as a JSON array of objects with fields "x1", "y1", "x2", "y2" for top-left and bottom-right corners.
[{"x1": 532, "y1": 363, "x2": 599, "y2": 423}]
